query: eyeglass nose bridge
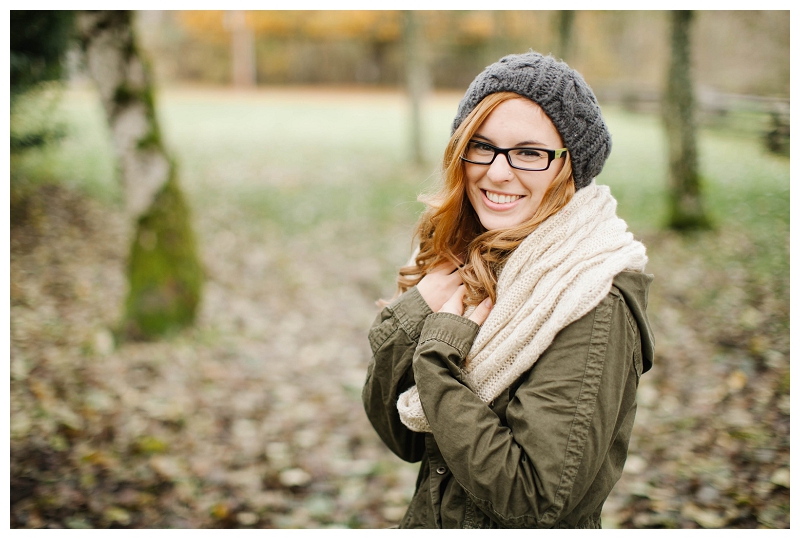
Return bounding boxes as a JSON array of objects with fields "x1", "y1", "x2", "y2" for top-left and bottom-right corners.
[{"x1": 485, "y1": 147, "x2": 516, "y2": 169}]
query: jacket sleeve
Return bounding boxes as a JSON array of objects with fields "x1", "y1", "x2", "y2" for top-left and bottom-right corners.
[
  {"x1": 362, "y1": 286, "x2": 433, "y2": 463},
  {"x1": 413, "y1": 287, "x2": 641, "y2": 527}
]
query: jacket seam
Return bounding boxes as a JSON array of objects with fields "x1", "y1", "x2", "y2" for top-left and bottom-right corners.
[
  {"x1": 422, "y1": 311, "x2": 479, "y2": 331},
  {"x1": 419, "y1": 336, "x2": 470, "y2": 358},
  {"x1": 419, "y1": 313, "x2": 479, "y2": 357},
  {"x1": 610, "y1": 286, "x2": 636, "y2": 334},
  {"x1": 370, "y1": 287, "x2": 432, "y2": 352},
  {"x1": 390, "y1": 287, "x2": 433, "y2": 341},
  {"x1": 616, "y1": 291, "x2": 642, "y2": 377},
  {"x1": 368, "y1": 320, "x2": 402, "y2": 354},
  {"x1": 540, "y1": 295, "x2": 613, "y2": 526},
  {"x1": 619, "y1": 297, "x2": 637, "y2": 336}
]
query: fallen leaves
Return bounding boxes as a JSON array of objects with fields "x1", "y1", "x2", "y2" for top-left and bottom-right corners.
[
  {"x1": 602, "y1": 226, "x2": 790, "y2": 529},
  {"x1": 10, "y1": 174, "x2": 789, "y2": 529},
  {"x1": 10, "y1": 182, "x2": 418, "y2": 528}
]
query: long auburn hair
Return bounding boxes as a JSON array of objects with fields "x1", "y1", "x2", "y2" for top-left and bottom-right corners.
[{"x1": 391, "y1": 91, "x2": 576, "y2": 307}]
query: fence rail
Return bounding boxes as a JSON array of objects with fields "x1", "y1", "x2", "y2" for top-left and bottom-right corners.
[{"x1": 597, "y1": 86, "x2": 789, "y2": 155}]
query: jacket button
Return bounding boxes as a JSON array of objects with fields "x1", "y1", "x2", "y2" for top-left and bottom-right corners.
[{"x1": 436, "y1": 466, "x2": 447, "y2": 475}]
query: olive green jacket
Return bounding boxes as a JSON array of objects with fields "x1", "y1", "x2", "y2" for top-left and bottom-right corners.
[{"x1": 363, "y1": 271, "x2": 654, "y2": 529}]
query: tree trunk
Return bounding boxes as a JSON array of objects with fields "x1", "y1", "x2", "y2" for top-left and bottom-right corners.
[
  {"x1": 403, "y1": 10, "x2": 429, "y2": 165},
  {"x1": 226, "y1": 10, "x2": 257, "y2": 87},
  {"x1": 663, "y1": 10, "x2": 710, "y2": 231},
  {"x1": 491, "y1": 11, "x2": 512, "y2": 60},
  {"x1": 555, "y1": 11, "x2": 576, "y2": 62},
  {"x1": 77, "y1": 10, "x2": 203, "y2": 340}
]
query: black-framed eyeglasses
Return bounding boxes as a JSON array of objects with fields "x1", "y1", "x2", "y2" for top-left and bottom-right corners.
[{"x1": 461, "y1": 140, "x2": 568, "y2": 171}]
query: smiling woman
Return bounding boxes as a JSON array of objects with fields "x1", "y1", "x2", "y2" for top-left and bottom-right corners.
[{"x1": 363, "y1": 52, "x2": 655, "y2": 528}]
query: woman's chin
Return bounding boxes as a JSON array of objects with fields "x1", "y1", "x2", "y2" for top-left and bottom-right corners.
[{"x1": 475, "y1": 207, "x2": 533, "y2": 231}]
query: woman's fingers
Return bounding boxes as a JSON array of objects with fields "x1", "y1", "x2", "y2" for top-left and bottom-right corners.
[
  {"x1": 439, "y1": 289, "x2": 493, "y2": 326},
  {"x1": 468, "y1": 297, "x2": 493, "y2": 326},
  {"x1": 439, "y1": 285, "x2": 467, "y2": 316},
  {"x1": 417, "y1": 263, "x2": 463, "y2": 312}
]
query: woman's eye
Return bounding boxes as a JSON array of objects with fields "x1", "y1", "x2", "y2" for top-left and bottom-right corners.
[
  {"x1": 515, "y1": 149, "x2": 545, "y2": 160},
  {"x1": 471, "y1": 142, "x2": 494, "y2": 154}
]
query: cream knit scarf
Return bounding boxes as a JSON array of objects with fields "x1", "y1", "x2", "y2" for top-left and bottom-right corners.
[{"x1": 397, "y1": 181, "x2": 648, "y2": 433}]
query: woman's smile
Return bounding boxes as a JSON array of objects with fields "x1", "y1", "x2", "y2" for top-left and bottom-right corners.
[{"x1": 481, "y1": 189, "x2": 524, "y2": 207}]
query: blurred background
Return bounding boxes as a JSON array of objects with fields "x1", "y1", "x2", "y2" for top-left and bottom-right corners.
[{"x1": 9, "y1": 10, "x2": 789, "y2": 529}]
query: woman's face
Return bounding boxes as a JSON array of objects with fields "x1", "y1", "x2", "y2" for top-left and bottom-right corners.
[{"x1": 464, "y1": 98, "x2": 565, "y2": 231}]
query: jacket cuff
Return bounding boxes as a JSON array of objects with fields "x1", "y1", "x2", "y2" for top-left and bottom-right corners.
[
  {"x1": 419, "y1": 312, "x2": 480, "y2": 358},
  {"x1": 388, "y1": 286, "x2": 434, "y2": 341}
]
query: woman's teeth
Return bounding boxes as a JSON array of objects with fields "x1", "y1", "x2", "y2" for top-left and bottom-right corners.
[{"x1": 485, "y1": 191, "x2": 522, "y2": 204}]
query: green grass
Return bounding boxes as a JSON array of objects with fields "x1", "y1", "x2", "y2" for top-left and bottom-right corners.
[
  {"x1": 11, "y1": 85, "x2": 788, "y2": 248},
  {"x1": 600, "y1": 106, "x2": 789, "y2": 233},
  {"x1": 152, "y1": 89, "x2": 457, "y2": 241},
  {"x1": 10, "y1": 87, "x2": 117, "y2": 203}
]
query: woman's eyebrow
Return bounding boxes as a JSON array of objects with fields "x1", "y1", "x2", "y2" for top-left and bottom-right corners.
[
  {"x1": 472, "y1": 133, "x2": 494, "y2": 144},
  {"x1": 516, "y1": 140, "x2": 546, "y2": 147},
  {"x1": 472, "y1": 133, "x2": 546, "y2": 147}
]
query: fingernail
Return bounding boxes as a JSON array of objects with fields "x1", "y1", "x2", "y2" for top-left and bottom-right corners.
[{"x1": 483, "y1": 297, "x2": 493, "y2": 308}]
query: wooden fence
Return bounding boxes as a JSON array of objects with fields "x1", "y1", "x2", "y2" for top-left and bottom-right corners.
[{"x1": 597, "y1": 86, "x2": 789, "y2": 155}]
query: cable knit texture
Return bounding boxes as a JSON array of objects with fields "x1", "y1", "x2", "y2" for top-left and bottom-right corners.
[
  {"x1": 451, "y1": 51, "x2": 612, "y2": 190},
  {"x1": 397, "y1": 182, "x2": 648, "y2": 433}
]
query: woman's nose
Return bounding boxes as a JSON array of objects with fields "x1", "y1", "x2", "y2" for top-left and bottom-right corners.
[{"x1": 486, "y1": 153, "x2": 514, "y2": 183}]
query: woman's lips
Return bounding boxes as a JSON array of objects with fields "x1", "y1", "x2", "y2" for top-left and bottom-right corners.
[{"x1": 481, "y1": 189, "x2": 523, "y2": 210}]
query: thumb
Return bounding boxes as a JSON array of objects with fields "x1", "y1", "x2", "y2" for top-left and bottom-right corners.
[
  {"x1": 439, "y1": 284, "x2": 467, "y2": 315},
  {"x1": 468, "y1": 297, "x2": 493, "y2": 326}
]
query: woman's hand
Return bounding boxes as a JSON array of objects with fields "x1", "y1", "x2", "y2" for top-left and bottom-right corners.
[
  {"x1": 417, "y1": 262, "x2": 464, "y2": 313},
  {"x1": 440, "y1": 285, "x2": 493, "y2": 326}
]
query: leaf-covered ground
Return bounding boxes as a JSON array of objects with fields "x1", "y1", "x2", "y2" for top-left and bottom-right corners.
[{"x1": 9, "y1": 87, "x2": 789, "y2": 528}]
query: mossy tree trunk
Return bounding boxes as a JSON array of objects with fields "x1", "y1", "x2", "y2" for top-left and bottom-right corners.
[
  {"x1": 663, "y1": 10, "x2": 711, "y2": 231},
  {"x1": 77, "y1": 10, "x2": 203, "y2": 340}
]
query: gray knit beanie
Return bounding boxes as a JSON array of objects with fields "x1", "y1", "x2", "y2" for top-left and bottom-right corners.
[{"x1": 452, "y1": 51, "x2": 611, "y2": 190}]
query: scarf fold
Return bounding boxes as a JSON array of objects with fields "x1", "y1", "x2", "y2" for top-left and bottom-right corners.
[{"x1": 397, "y1": 181, "x2": 648, "y2": 433}]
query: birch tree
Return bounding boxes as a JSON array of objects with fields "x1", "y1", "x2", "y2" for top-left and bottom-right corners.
[{"x1": 76, "y1": 10, "x2": 203, "y2": 340}]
